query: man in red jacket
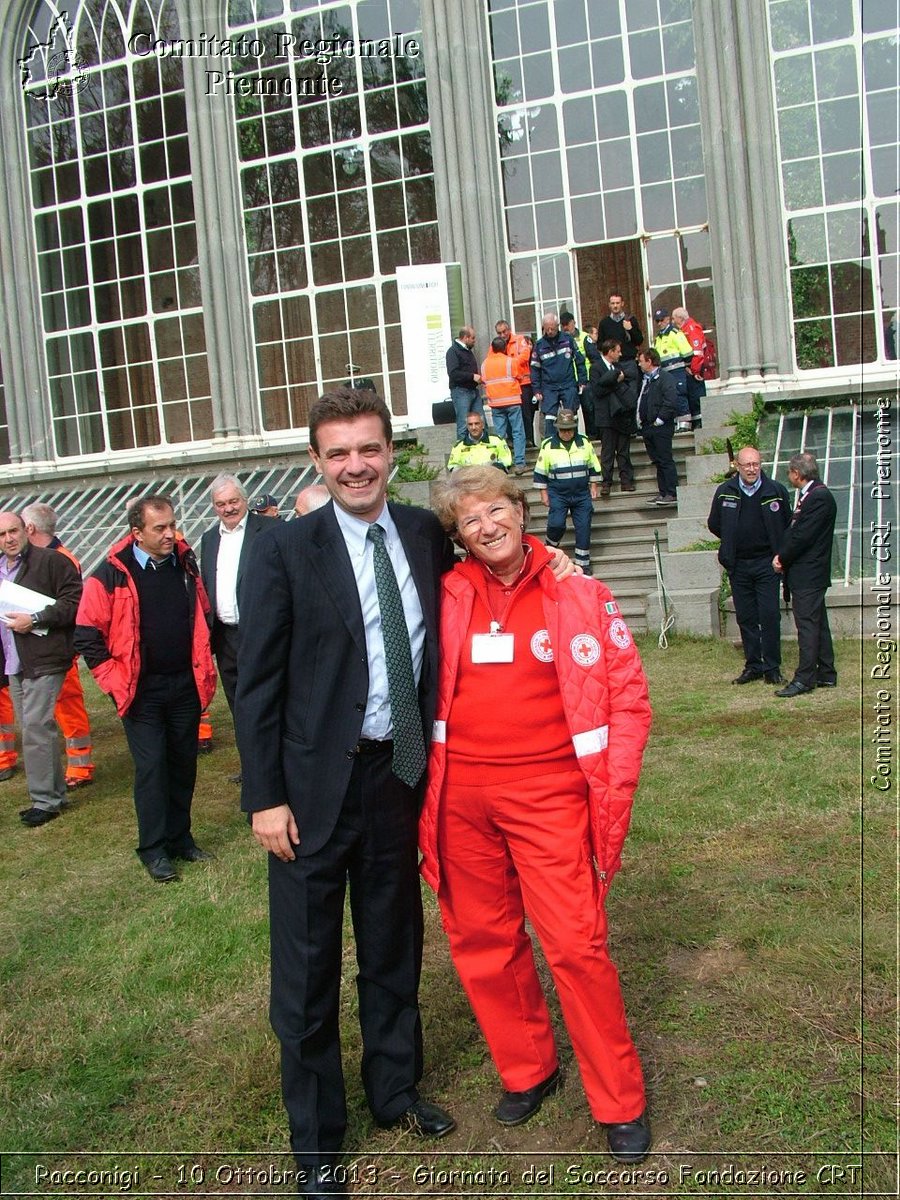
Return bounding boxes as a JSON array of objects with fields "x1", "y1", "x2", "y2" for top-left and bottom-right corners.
[{"x1": 75, "y1": 495, "x2": 217, "y2": 882}]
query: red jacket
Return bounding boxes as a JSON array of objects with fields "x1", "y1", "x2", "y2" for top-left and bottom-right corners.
[
  {"x1": 75, "y1": 533, "x2": 216, "y2": 717},
  {"x1": 680, "y1": 316, "x2": 707, "y2": 376},
  {"x1": 419, "y1": 537, "x2": 651, "y2": 898}
]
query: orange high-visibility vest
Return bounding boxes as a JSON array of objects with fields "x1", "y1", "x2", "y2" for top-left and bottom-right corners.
[{"x1": 480, "y1": 350, "x2": 521, "y2": 407}]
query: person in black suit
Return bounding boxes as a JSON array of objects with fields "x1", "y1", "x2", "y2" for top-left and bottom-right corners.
[
  {"x1": 200, "y1": 474, "x2": 273, "y2": 717},
  {"x1": 235, "y1": 390, "x2": 457, "y2": 1197},
  {"x1": 590, "y1": 339, "x2": 639, "y2": 494},
  {"x1": 772, "y1": 452, "x2": 838, "y2": 697},
  {"x1": 636, "y1": 349, "x2": 679, "y2": 506}
]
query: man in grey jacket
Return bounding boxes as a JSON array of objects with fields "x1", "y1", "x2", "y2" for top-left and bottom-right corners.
[{"x1": 0, "y1": 512, "x2": 81, "y2": 826}]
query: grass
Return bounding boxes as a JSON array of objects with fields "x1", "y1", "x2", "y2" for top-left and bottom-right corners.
[{"x1": 0, "y1": 636, "x2": 894, "y2": 1197}]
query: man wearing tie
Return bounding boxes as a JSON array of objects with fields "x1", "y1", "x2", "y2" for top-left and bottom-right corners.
[
  {"x1": 772, "y1": 451, "x2": 838, "y2": 697},
  {"x1": 590, "y1": 339, "x2": 639, "y2": 495},
  {"x1": 200, "y1": 474, "x2": 273, "y2": 718},
  {"x1": 235, "y1": 389, "x2": 457, "y2": 1197}
]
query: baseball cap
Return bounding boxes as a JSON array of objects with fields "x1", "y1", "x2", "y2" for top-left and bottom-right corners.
[
  {"x1": 654, "y1": 308, "x2": 669, "y2": 321},
  {"x1": 252, "y1": 493, "x2": 278, "y2": 512}
]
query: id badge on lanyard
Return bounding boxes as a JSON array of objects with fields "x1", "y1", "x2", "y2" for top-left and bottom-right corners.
[{"x1": 471, "y1": 620, "x2": 514, "y2": 664}]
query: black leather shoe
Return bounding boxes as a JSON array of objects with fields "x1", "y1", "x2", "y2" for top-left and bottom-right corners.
[
  {"x1": 732, "y1": 668, "x2": 764, "y2": 685},
  {"x1": 775, "y1": 680, "x2": 814, "y2": 697},
  {"x1": 143, "y1": 854, "x2": 178, "y2": 883},
  {"x1": 382, "y1": 1099, "x2": 456, "y2": 1138},
  {"x1": 0, "y1": 766, "x2": 17, "y2": 782},
  {"x1": 296, "y1": 1163, "x2": 348, "y2": 1198},
  {"x1": 169, "y1": 844, "x2": 215, "y2": 862},
  {"x1": 66, "y1": 778, "x2": 93, "y2": 791},
  {"x1": 606, "y1": 1110, "x2": 652, "y2": 1164},
  {"x1": 494, "y1": 1067, "x2": 561, "y2": 1126},
  {"x1": 764, "y1": 671, "x2": 786, "y2": 684},
  {"x1": 20, "y1": 806, "x2": 59, "y2": 827}
]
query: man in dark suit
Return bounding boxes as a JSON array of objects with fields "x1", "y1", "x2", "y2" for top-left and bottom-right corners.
[
  {"x1": 773, "y1": 451, "x2": 838, "y2": 697},
  {"x1": 590, "y1": 338, "x2": 639, "y2": 494},
  {"x1": 235, "y1": 389, "x2": 457, "y2": 1197},
  {"x1": 636, "y1": 348, "x2": 679, "y2": 506},
  {"x1": 200, "y1": 474, "x2": 272, "y2": 717}
]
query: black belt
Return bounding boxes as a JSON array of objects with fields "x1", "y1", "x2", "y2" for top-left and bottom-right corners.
[{"x1": 356, "y1": 738, "x2": 393, "y2": 755}]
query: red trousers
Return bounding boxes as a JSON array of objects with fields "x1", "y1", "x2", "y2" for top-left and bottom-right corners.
[
  {"x1": 0, "y1": 663, "x2": 93, "y2": 782},
  {"x1": 436, "y1": 767, "x2": 645, "y2": 1123},
  {"x1": 0, "y1": 686, "x2": 15, "y2": 771}
]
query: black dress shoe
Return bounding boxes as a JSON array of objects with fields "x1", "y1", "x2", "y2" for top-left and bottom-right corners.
[
  {"x1": 296, "y1": 1164, "x2": 348, "y2": 1198},
  {"x1": 494, "y1": 1067, "x2": 561, "y2": 1126},
  {"x1": 169, "y1": 844, "x2": 215, "y2": 862},
  {"x1": 732, "y1": 667, "x2": 764, "y2": 685},
  {"x1": 381, "y1": 1099, "x2": 456, "y2": 1138},
  {"x1": 775, "y1": 680, "x2": 814, "y2": 698},
  {"x1": 606, "y1": 1110, "x2": 652, "y2": 1164},
  {"x1": 20, "y1": 806, "x2": 60, "y2": 827},
  {"x1": 142, "y1": 854, "x2": 178, "y2": 883},
  {"x1": 764, "y1": 671, "x2": 786, "y2": 684}
]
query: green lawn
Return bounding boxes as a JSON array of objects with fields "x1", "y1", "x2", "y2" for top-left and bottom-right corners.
[{"x1": 0, "y1": 636, "x2": 893, "y2": 1197}]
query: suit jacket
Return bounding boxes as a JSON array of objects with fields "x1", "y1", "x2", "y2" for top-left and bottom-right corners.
[
  {"x1": 592, "y1": 357, "x2": 639, "y2": 430},
  {"x1": 235, "y1": 501, "x2": 456, "y2": 855},
  {"x1": 778, "y1": 480, "x2": 837, "y2": 592},
  {"x1": 200, "y1": 511, "x2": 273, "y2": 624}
]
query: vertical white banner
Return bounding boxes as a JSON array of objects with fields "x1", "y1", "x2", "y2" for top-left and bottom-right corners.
[{"x1": 396, "y1": 264, "x2": 453, "y2": 428}]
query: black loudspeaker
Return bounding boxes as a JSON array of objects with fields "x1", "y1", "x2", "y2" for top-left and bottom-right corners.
[{"x1": 432, "y1": 400, "x2": 456, "y2": 425}]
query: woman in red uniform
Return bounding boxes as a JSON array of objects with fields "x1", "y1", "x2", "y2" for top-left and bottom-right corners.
[{"x1": 419, "y1": 466, "x2": 652, "y2": 1163}]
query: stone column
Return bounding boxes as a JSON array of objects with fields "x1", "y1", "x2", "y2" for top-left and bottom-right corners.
[
  {"x1": 179, "y1": 0, "x2": 260, "y2": 438},
  {"x1": 0, "y1": 0, "x2": 56, "y2": 464},
  {"x1": 693, "y1": 0, "x2": 793, "y2": 381},
  {"x1": 419, "y1": 0, "x2": 508, "y2": 346}
]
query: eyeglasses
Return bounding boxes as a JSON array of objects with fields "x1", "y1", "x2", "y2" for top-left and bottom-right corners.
[{"x1": 457, "y1": 502, "x2": 517, "y2": 535}]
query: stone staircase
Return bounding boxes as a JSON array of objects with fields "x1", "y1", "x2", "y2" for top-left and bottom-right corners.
[{"x1": 416, "y1": 426, "x2": 699, "y2": 634}]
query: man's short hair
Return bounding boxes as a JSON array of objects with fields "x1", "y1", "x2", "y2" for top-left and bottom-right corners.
[
  {"x1": 490, "y1": 335, "x2": 508, "y2": 353},
  {"x1": 127, "y1": 494, "x2": 174, "y2": 532},
  {"x1": 495, "y1": 318, "x2": 510, "y2": 332},
  {"x1": 600, "y1": 338, "x2": 620, "y2": 355},
  {"x1": 21, "y1": 502, "x2": 57, "y2": 536},
  {"x1": 210, "y1": 473, "x2": 247, "y2": 502},
  {"x1": 559, "y1": 310, "x2": 575, "y2": 325},
  {"x1": 308, "y1": 388, "x2": 393, "y2": 454},
  {"x1": 640, "y1": 348, "x2": 661, "y2": 367},
  {"x1": 608, "y1": 291, "x2": 623, "y2": 301},
  {"x1": 672, "y1": 306, "x2": 689, "y2": 322},
  {"x1": 788, "y1": 451, "x2": 820, "y2": 481}
]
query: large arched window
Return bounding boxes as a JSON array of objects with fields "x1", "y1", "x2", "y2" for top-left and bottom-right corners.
[
  {"x1": 227, "y1": 0, "x2": 437, "y2": 427},
  {"x1": 21, "y1": 0, "x2": 212, "y2": 458}
]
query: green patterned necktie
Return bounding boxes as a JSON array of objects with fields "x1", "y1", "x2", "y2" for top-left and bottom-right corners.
[{"x1": 366, "y1": 523, "x2": 427, "y2": 788}]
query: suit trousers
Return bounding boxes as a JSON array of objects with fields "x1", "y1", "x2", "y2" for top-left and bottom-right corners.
[
  {"x1": 790, "y1": 588, "x2": 836, "y2": 689},
  {"x1": 641, "y1": 422, "x2": 678, "y2": 497},
  {"x1": 122, "y1": 669, "x2": 200, "y2": 859},
  {"x1": 599, "y1": 425, "x2": 635, "y2": 486},
  {"x1": 211, "y1": 620, "x2": 240, "y2": 715},
  {"x1": 729, "y1": 555, "x2": 783, "y2": 674},
  {"x1": 268, "y1": 746, "x2": 424, "y2": 1162},
  {"x1": 8, "y1": 671, "x2": 65, "y2": 811},
  {"x1": 436, "y1": 767, "x2": 646, "y2": 1123}
]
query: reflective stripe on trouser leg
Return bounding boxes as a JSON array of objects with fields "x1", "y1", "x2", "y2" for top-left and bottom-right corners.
[
  {"x1": 55, "y1": 662, "x2": 93, "y2": 781},
  {"x1": 0, "y1": 688, "x2": 17, "y2": 769}
]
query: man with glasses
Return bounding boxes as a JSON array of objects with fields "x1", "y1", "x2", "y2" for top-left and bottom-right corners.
[{"x1": 707, "y1": 448, "x2": 791, "y2": 685}]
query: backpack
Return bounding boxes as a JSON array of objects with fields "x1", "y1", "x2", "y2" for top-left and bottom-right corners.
[{"x1": 700, "y1": 335, "x2": 718, "y2": 380}]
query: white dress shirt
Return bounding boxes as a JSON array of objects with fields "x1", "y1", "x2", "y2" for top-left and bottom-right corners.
[
  {"x1": 215, "y1": 517, "x2": 246, "y2": 625},
  {"x1": 333, "y1": 503, "x2": 425, "y2": 740}
]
